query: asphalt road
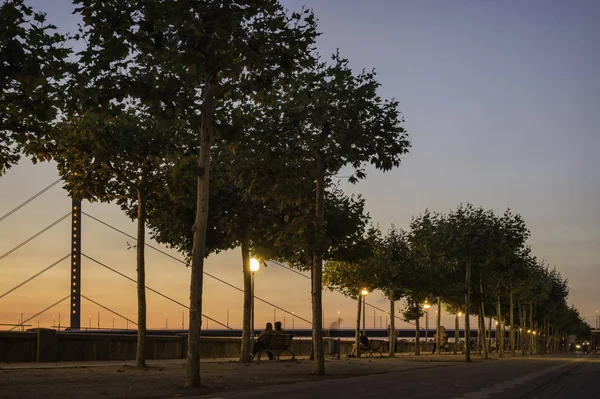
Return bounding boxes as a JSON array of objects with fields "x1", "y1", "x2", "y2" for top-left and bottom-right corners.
[{"x1": 201, "y1": 354, "x2": 599, "y2": 399}]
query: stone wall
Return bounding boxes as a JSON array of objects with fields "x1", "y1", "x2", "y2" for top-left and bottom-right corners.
[{"x1": 0, "y1": 329, "x2": 464, "y2": 363}]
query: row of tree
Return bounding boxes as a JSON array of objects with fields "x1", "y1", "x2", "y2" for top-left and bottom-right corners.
[
  {"x1": 1, "y1": 0, "x2": 408, "y2": 385},
  {"x1": 324, "y1": 204, "x2": 590, "y2": 360},
  {"x1": 1, "y1": 0, "x2": 588, "y2": 387}
]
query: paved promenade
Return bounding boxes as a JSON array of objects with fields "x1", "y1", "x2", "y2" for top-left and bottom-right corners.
[{"x1": 1, "y1": 353, "x2": 597, "y2": 398}]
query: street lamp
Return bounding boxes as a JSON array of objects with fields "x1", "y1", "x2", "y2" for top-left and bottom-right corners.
[
  {"x1": 456, "y1": 312, "x2": 462, "y2": 346},
  {"x1": 423, "y1": 301, "x2": 431, "y2": 345},
  {"x1": 361, "y1": 288, "x2": 369, "y2": 332},
  {"x1": 337, "y1": 311, "x2": 341, "y2": 330},
  {"x1": 250, "y1": 258, "x2": 260, "y2": 337}
]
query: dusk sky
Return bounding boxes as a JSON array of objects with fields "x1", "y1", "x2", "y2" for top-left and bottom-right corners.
[{"x1": 0, "y1": 0, "x2": 598, "y2": 332}]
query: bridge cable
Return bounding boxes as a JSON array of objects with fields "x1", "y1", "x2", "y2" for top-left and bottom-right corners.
[
  {"x1": 9, "y1": 295, "x2": 69, "y2": 331},
  {"x1": 266, "y1": 259, "x2": 416, "y2": 327},
  {"x1": 0, "y1": 178, "x2": 61, "y2": 223},
  {"x1": 0, "y1": 212, "x2": 70, "y2": 262},
  {"x1": 0, "y1": 254, "x2": 70, "y2": 300},
  {"x1": 81, "y1": 212, "x2": 312, "y2": 325},
  {"x1": 82, "y1": 253, "x2": 232, "y2": 329},
  {"x1": 80, "y1": 295, "x2": 137, "y2": 327},
  {"x1": 83, "y1": 211, "x2": 406, "y2": 328}
]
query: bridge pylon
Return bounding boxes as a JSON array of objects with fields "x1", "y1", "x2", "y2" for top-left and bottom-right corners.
[{"x1": 70, "y1": 199, "x2": 81, "y2": 330}]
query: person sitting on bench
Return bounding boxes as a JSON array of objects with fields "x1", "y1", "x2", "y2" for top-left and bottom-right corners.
[
  {"x1": 348, "y1": 331, "x2": 369, "y2": 357},
  {"x1": 274, "y1": 321, "x2": 286, "y2": 335},
  {"x1": 250, "y1": 322, "x2": 273, "y2": 360}
]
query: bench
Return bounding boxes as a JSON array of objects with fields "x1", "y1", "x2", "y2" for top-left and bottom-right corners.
[
  {"x1": 363, "y1": 339, "x2": 384, "y2": 357},
  {"x1": 258, "y1": 334, "x2": 295, "y2": 360}
]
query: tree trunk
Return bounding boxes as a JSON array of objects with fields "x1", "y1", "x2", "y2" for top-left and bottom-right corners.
[
  {"x1": 436, "y1": 297, "x2": 441, "y2": 355},
  {"x1": 186, "y1": 81, "x2": 215, "y2": 387},
  {"x1": 415, "y1": 313, "x2": 421, "y2": 356},
  {"x1": 521, "y1": 304, "x2": 526, "y2": 355},
  {"x1": 311, "y1": 165, "x2": 326, "y2": 374},
  {"x1": 496, "y1": 296, "x2": 504, "y2": 358},
  {"x1": 464, "y1": 259, "x2": 471, "y2": 362},
  {"x1": 509, "y1": 291, "x2": 515, "y2": 356},
  {"x1": 545, "y1": 321, "x2": 552, "y2": 353},
  {"x1": 135, "y1": 187, "x2": 147, "y2": 368},
  {"x1": 355, "y1": 294, "x2": 362, "y2": 358},
  {"x1": 239, "y1": 225, "x2": 251, "y2": 363},
  {"x1": 389, "y1": 290, "x2": 395, "y2": 357},
  {"x1": 477, "y1": 313, "x2": 482, "y2": 355},
  {"x1": 454, "y1": 312, "x2": 459, "y2": 355},
  {"x1": 488, "y1": 316, "x2": 492, "y2": 354},
  {"x1": 528, "y1": 302, "x2": 534, "y2": 355},
  {"x1": 479, "y1": 278, "x2": 488, "y2": 360}
]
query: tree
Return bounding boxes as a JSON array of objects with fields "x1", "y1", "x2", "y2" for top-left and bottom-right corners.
[
  {"x1": 50, "y1": 108, "x2": 181, "y2": 367},
  {"x1": 372, "y1": 227, "x2": 413, "y2": 356},
  {"x1": 146, "y1": 139, "x2": 296, "y2": 364},
  {"x1": 323, "y1": 227, "x2": 379, "y2": 358},
  {"x1": 433, "y1": 204, "x2": 499, "y2": 361},
  {"x1": 0, "y1": 0, "x2": 69, "y2": 175},
  {"x1": 408, "y1": 210, "x2": 454, "y2": 355},
  {"x1": 69, "y1": 0, "x2": 318, "y2": 385},
  {"x1": 265, "y1": 52, "x2": 409, "y2": 374}
]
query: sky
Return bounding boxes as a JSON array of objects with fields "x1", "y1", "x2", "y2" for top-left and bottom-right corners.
[{"x1": 0, "y1": 0, "x2": 598, "y2": 333}]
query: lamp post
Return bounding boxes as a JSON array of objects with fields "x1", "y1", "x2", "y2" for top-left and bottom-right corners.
[
  {"x1": 361, "y1": 288, "x2": 369, "y2": 332},
  {"x1": 423, "y1": 301, "x2": 431, "y2": 349},
  {"x1": 165, "y1": 313, "x2": 168, "y2": 330},
  {"x1": 455, "y1": 311, "x2": 462, "y2": 354},
  {"x1": 337, "y1": 311, "x2": 341, "y2": 330},
  {"x1": 250, "y1": 258, "x2": 260, "y2": 337}
]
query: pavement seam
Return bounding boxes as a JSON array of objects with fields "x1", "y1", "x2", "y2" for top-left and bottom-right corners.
[
  {"x1": 515, "y1": 364, "x2": 582, "y2": 399},
  {"x1": 449, "y1": 363, "x2": 570, "y2": 399}
]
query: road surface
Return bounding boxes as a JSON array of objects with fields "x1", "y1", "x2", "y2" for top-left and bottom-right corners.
[{"x1": 201, "y1": 354, "x2": 598, "y2": 399}]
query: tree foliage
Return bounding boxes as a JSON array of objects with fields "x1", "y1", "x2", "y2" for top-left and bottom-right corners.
[{"x1": 0, "y1": 0, "x2": 69, "y2": 175}]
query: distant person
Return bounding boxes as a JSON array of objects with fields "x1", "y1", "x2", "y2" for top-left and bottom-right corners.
[
  {"x1": 250, "y1": 322, "x2": 273, "y2": 360},
  {"x1": 348, "y1": 331, "x2": 369, "y2": 358},
  {"x1": 432, "y1": 326, "x2": 448, "y2": 354},
  {"x1": 274, "y1": 321, "x2": 286, "y2": 335}
]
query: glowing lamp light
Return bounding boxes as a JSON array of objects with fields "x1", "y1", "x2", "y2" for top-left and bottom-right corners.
[
  {"x1": 250, "y1": 258, "x2": 260, "y2": 272},
  {"x1": 361, "y1": 288, "x2": 369, "y2": 296},
  {"x1": 457, "y1": 312, "x2": 463, "y2": 317}
]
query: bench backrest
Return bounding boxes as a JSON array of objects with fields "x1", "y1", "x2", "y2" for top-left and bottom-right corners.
[
  {"x1": 268, "y1": 334, "x2": 293, "y2": 350},
  {"x1": 368, "y1": 339, "x2": 382, "y2": 349}
]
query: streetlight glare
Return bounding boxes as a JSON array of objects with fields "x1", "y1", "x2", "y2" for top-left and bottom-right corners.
[
  {"x1": 360, "y1": 288, "x2": 369, "y2": 296},
  {"x1": 457, "y1": 312, "x2": 462, "y2": 317},
  {"x1": 423, "y1": 303, "x2": 431, "y2": 309},
  {"x1": 250, "y1": 258, "x2": 260, "y2": 272}
]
